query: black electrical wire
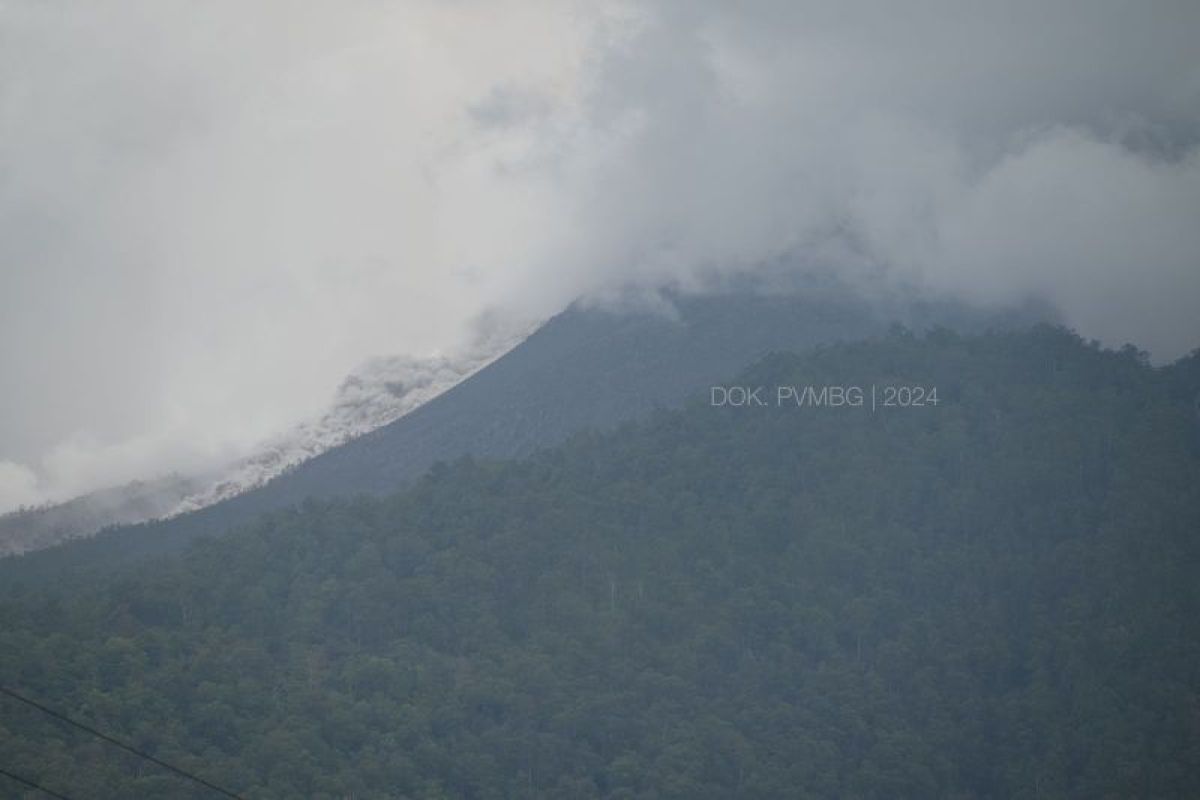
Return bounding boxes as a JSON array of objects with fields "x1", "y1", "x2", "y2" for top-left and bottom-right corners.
[
  {"x1": 0, "y1": 685, "x2": 246, "y2": 799},
  {"x1": 0, "y1": 765, "x2": 77, "y2": 800}
]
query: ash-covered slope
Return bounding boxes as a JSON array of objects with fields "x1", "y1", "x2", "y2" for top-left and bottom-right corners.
[
  {"x1": 167, "y1": 329, "x2": 529, "y2": 518},
  {"x1": 2, "y1": 288, "x2": 1050, "y2": 579},
  {"x1": 0, "y1": 330, "x2": 526, "y2": 557},
  {"x1": 0, "y1": 475, "x2": 204, "y2": 557}
]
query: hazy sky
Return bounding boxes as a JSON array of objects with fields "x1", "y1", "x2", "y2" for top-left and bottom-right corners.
[{"x1": 2, "y1": 0, "x2": 1198, "y2": 511}]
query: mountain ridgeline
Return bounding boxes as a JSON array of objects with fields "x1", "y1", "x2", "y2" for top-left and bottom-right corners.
[
  {"x1": 0, "y1": 289, "x2": 1049, "y2": 580},
  {"x1": 2, "y1": 326, "x2": 1198, "y2": 798}
]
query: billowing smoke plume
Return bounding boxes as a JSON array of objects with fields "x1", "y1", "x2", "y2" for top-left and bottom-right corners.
[{"x1": 1, "y1": 0, "x2": 1198, "y2": 511}]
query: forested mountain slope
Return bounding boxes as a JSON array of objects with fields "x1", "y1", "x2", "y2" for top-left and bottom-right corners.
[
  {"x1": 2, "y1": 325, "x2": 1197, "y2": 798},
  {"x1": 2, "y1": 289, "x2": 1043, "y2": 580}
]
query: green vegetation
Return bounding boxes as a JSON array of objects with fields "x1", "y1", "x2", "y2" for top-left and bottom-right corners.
[{"x1": 2, "y1": 325, "x2": 1198, "y2": 798}]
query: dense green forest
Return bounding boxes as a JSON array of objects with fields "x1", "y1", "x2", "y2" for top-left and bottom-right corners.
[{"x1": 2, "y1": 325, "x2": 1198, "y2": 798}]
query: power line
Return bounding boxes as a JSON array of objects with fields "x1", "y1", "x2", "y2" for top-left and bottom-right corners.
[
  {"x1": 0, "y1": 766, "x2": 77, "y2": 800},
  {"x1": 0, "y1": 685, "x2": 246, "y2": 800}
]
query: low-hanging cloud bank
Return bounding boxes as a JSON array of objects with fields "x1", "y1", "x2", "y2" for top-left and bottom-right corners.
[
  {"x1": 532, "y1": 1, "x2": 1200, "y2": 347},
  {"x1": 1, "y1": 0, "x2": 1198, "y2": 511}
]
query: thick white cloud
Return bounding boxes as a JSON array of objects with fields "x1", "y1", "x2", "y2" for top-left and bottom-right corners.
[
  {"x1": 531, "y1": 0, "x2": 1200, "y2": 339},
  {"x1": 0, "y1": 0, "x2": 599, "y2": 507},
  {"x1": 1, "y1": 0, "x2": 1198, "y2": 511}
]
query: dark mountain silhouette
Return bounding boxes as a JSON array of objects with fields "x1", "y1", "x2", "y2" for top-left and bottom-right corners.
[{"x1": 0, "y1": 288, "x2": 1049, "y2": 582}]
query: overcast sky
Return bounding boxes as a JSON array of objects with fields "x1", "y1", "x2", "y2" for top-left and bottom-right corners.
[{"x1": 2, "y1": 0, "x2": 1198, "y2": 511}]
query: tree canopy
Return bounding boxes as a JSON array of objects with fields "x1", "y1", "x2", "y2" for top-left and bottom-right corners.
[{"x1": 2, "y1": 325, "x2": 1198, "y2": 798}]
